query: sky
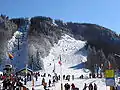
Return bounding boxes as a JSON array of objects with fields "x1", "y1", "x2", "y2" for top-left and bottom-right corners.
[{"x1": 0, "y1": 0, "x2": 120, "y2": 34}]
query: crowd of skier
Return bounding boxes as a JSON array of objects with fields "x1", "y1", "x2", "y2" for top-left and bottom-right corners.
[
  {"x1": 0, "y1": 71, "x2": 100, "y2": 90},
  {"x1": 0, "y1": 66, "x2": 118, "y2": 90},
  {"x1": 0, "y1": 70, "x2": 119, "y2": 90},
  {"x1": 0, "y1": 73, "x2": 28, "y2": 90},
  {"x1": 32, "y1": 72, "x2": 99, "y2": 90}
]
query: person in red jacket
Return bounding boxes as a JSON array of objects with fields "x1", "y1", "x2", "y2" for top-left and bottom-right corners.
[{"x1": 71, "y1": 83, "x2": 75, "y2": 90}]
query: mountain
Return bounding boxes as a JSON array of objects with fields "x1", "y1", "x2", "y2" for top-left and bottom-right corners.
[
  {"x1": 28, "y1": 16, "x2": 120, "y2": 56},
  {"x1": 0, "y1": 15, "x2": 120, "y2": 71}
]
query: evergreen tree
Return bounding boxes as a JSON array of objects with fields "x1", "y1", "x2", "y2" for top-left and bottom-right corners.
[
  {"x1": 87, "y1": 46, "x2": 97, "y2": 73},
  {"x1": 35, "y1": 50, "x2": 44, "y2": 70},
  {"x1": 96, "y1": 49, "x2": 106, "y2": 66},
  {"x1": 96, "y1": 49, "x2": 106, "y2": 71},
  {"x1": 28, "y1": 50, "x2": 44, "y2": 71},
  {"x1": 107, "y1": 54, "x2": 117, "y2": 69},
  {"x1": 28, "y1": 55, "x2": 34, "y2": 70},
  {"x1": 87, "y1": 46, "x2": 107, "y2": 73}
]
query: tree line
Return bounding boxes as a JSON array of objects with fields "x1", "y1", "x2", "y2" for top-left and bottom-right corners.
[{"x1": 86, "y1": 44, "x2": 118, "y2": 73}]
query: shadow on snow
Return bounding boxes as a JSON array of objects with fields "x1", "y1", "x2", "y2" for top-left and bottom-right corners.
[{"x1": 70, "y1": 62, "x2": 86, "y2": 70}]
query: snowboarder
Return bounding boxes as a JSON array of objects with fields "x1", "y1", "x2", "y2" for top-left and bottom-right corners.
[
  {"x1": 83, "y1": 83, "x2": 87, "y2": 90},
  {"x1": 71, "y1": 83, "x2": 75, "y2": 90},
  {"x1": 88, "y1": 83, "x2": 93, "y2": 90},
  {"x1": 93, "y1": 83, "x2": 97, "y2": 90}
]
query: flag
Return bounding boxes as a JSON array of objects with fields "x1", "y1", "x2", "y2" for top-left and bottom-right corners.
[
  {"x1": 8, "y1": 53, "x2": 14, "y2": 60},
  {"x1": 58, "y1": 55, "x2": 62, "y2": 66}
]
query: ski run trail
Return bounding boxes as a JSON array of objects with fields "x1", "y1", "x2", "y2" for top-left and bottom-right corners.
[{"x1": 25, "y1": 34, "x2": 107, "y2": 90}]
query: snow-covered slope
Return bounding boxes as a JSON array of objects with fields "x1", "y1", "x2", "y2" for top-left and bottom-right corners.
[
  {"x1": 43, "y1": 34, "x2": 89, "y2": 77},
  {"x1": 26, "y1": 34, "x2": 106, "y2": 90}
]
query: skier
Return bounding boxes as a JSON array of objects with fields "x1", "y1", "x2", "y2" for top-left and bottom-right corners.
[
  {"x1": 64, "y1": 83, "x2": 70, "y2": 90},
  {"x1": 66, "y1": 75, "x2": 70, "y2": 81},
  {"x1": 30, "y1": 74, "x2": 32, "y2": 81},
  {"x1": 42, "y1": 78, "x2": 45, "y2": 85},
  {"x1": 72, "y1": 75, "x2": 74, "y2": 80},
  {"x1": 88, "y1": 83, "x2": 93, "y2": 90},
  {"x1": 81, "y1": 75, "x2": 84, "y2": 79},
  {"x1": 43, "y1": 82, "x2": 47, "y2": 90},
  {"x1": 89, "y1": 73, "x2": 92, "y2": 78},
  {"x1": 63, "y1": 75, "x2": 65, "y2": 80},
  {"x1": 58, "y1": 75, "x2": 60, "y2": 80},
  {"x1": 35, "y1": 74, "x2": 38, "y2": 81},
  {"x1": 24, "y1": 77, "x2": 27, "y2": 85},
  {"x1": 56, "y1": 76, "x2": 59, "y2": 82},
  {"x1": 93, "y1": 83, "x2": 97, "y2": 90},
  {"x1": 71, "y1": 83, "x2": 75, "y2": 90},
  {"x1": 2, "y1": 79, "x2": 7, "y2": 89},
  {"x1": 92, "y1": 73, "x2": 95, "y2": 78},
  {"x1": 48, "y1": 79, "x2": 51, "y2": 87},
  {"x1": 53, "y1": 79, "x2": 55, "y2": 86},
  {"x1": 44, "y1": 73, "x2": 46, "y2": 77},
  {"x1": 83, "y1": 83, "x2": 87, "y2": 90}
]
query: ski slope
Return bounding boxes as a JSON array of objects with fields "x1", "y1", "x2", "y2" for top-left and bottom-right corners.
[
  {"x1": 25, "y1": 34, "x2": 106, "y2": 90},
  {"x1": 5, "y1": 32, "x2": 107, "y2": 90},
  {"x1": 0, "y1": 32, "x2": 107, "y2": 90},
  {"x1": 43, "y1": 34, "x2": 88, "y2": 77}
]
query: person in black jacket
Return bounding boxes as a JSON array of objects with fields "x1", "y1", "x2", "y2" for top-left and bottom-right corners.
[
  {"x1": 2, "y1": 79, "x2": 7, "y2": 89},
  {"x1": 64, "y1": 83, "x2": 70, "y2": 90},
  {"x1": 93, "y1": 83, "x2": 97, "y2": 90},
  {"x1": 88, "y1": 83, "x2": 93, "y2": 90},
  {"x1": 83, "y1": 83, "x2": 87, "y2": 90},
  {"x1": 48, "y1": 79, "x2": 51, "y2": 87}
]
